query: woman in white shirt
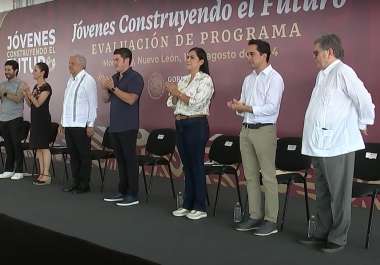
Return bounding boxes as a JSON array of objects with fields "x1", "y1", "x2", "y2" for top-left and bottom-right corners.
[{"x1": 166, "y1": 47, "x2": 215, "y2": 220}]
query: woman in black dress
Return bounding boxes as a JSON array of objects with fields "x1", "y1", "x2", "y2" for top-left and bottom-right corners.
[{"x1": 21, "y1": 62, "x2": 52, "y2": 185}]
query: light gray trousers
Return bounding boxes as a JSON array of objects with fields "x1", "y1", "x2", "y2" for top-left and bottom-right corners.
[{"x1": 312, "y1": 152, "x2": 355, "y2": 246}]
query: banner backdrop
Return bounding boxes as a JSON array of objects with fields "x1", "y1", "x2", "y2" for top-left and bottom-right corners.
[{"x1": 0, "y1": 0, "x2": 379, "y2": 209}]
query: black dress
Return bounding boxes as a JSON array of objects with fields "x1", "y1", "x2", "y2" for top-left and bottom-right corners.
[{"x1": 29, "y1": 83, "x2": 52, "y2": 149}]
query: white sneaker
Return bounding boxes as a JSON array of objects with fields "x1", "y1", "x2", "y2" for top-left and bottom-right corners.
[
  {"x1": 11, "y1": 173, "x2": 24, "y2": 180},
  {"x1": 172, "y1": 208, "x2": 190, "y2": 217},
  {"x1": 186, "y1": 210, "x2": 207, "y2": 220},
  {"x1": 0, "y1": 171, "x2": 15, "y2": 179}
]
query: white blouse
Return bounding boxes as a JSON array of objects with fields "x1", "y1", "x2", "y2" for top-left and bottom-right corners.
[{"x1": 167, "y1": 71, "x2": 214, "y2": 116}]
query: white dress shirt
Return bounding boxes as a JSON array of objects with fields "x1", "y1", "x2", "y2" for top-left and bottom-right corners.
[
  {"x1": 167, "y1": 71, "x2": 214, "y2": 115},
  {"x1": 237, "y1": 65, "x2": 284, "y2": 124},
  {"x1": 302, "y1": 60, "x2": 375, "y2": 157},
  {"x1": 61, "y1": 69, "x2": 98, "y2": 128}
]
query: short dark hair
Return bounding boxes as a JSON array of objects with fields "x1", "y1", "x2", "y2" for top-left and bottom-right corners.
[
  {"x1": 248, "y1": 39, "x2": 271, "y2": 63},
  {"x1": 314, "y1": 33, "x2": 344, "y2": 60},
  {"x1": 114, "y1": 48, "x2": 132, "y2": 65},
  {"x1": 36, "y1": 62, "x2": 49, "y2": 79},
  {"x1": 5, "y1": 60, "x2": 19, "y2": 76}
]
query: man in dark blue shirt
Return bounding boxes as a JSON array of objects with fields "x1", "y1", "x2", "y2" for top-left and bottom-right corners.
[{"x1": 98, "y1": 48, "x2": 144, "y2": 206}]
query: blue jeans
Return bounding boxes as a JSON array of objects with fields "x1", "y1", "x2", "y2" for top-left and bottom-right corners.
[{"x1": 175, "y1": 117, "x2": 209, "y2": 212}]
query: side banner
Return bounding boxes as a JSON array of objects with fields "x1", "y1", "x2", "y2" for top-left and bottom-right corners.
[{"x1": 0, "y1": 0, "x2": 379, "y2": 209}]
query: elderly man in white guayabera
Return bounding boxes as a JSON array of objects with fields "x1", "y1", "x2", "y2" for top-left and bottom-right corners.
[
  {"x1": 298, "y1": 33, "x2": 375, "y2": 254},
  {"x1": 59, "y1": 54, "x2": 98, "y2": 195}
]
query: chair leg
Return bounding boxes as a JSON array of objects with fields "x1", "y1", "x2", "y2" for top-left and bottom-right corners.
[
  {"x1": 50, "y1": 155, "x2": 56, "y2": 177},
  {"x1": 0, "y1": 151, "x2": 4, "y2": 167},
  {"x1": 365, "y1": 192, "x2": 377, "y2": 249},
  {"x1": 23, "y1": 155, "x2": 28, "y2": 172},
  {"x1": 97, "y1": 159, "x2": 104, "y2": 184},
  {"x1": 101, "y1": 158, "x2": 109, "y2": 193},
  {"x1": 141, "y1": 166, "x2": 148, "y2": 194},
  {"x1": 146, "y1": 165, "x2": 156, "y2": 202},
  {"x1": 168, "y1": 164, "x2": 176, "y2": 199},
  {"x1": 243, "y1": 191, "x2": 249, "y2": 221},
  {"x1": 61, "y1": 154, "x2": 68, "y2": 183},
  {"x1": 303, "y1": 179, "x2": 310, "y2": 223},
  {"x1": 206, "y1": 185, "x2": 210, "y2": 206},
  {"x1": 280, "y1": 182, "x2": 292, "y2": 231},
  {"x1": 213, "y1": 173, "x2": 223, "y2": 216},
  {"x1": 234, "y1": 172, "x2": 242, "y2": 207},
  {"x1": 31, "y1": 150, "x2": 37, "y2": 178}
]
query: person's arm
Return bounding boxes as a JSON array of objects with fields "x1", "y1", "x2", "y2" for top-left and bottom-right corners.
[
  {"x1": 341, "y1": 69, "x2": 375, "y2": 129},
  {"x1": 113, "y1": 74, "x2": 143, "y2": 105},
  {"x1": 85, "y1": 77, "x2": 98, "y2": 128},
  {"x1": 167, "y1": 95, "x2": 178, "y2": 108},
  {"x1": 235, "y1": 78, "x2": 247, "y2": 116},
  {"x1": 27, "y1": 86, "x2": 51, "y2": 108},
  {"x1": 248, "y1": 75, "x2": 284, "y2": 116},
  {"x1": 181, "y1": 75, "x2": 214, "y2": 111},
  {"x1": 24, "y1": 92, "x2": 32, "y2": 107},
  {"x1": 101, "y1": 87, "x2": 111, "y2": 103},
  {"x1": 4, "y1": 83, "x2": 24, "y2": 103}
]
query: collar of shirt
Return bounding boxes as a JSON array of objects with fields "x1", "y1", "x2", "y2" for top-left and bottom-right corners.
[
  {"x1": 72, "y1": 69, "x2": 86, "y2": 81},
  {"x1": 114, "y1": 67, "x2": 133, "y2": 82},
  {"x1": 321, "y1": 59, "x2": 341, "y2": 76},
  {"x1": 252, "y1": 64, "x2": 273, "y2": 76}
]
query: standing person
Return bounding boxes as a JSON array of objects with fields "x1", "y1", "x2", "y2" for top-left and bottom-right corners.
[
  {"x1": 166, "y1": 47, "x2": 215, "y2": 220},
  {"x1": 299, "y1": 33, "x2": 375, "y2": 253},
  {"x1": 21, "y1": 62, "x2": 52, "y2": 185},
  {"x1": 98, "y1": 48, "x2": 144, "y2": 206},
  {"x1": 0, "y1": 60, "x2": 25, "y2": 180},
  {"x1": 60, "y1": 54, "x2": 98, "y2": 194},
  {"x1": 227, "y1": 39, "x2": 284, "y2": 236}
]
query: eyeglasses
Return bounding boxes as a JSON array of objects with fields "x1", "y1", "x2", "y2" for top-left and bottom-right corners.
[{"x1": 313, "y1": 48, "x2": 330, "y2": 56}]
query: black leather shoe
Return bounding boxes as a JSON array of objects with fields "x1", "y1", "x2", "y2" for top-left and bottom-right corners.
[
  {"x1": 298, "y1": 237, "x2": 327, "y2": 245},
  {"x1": 72, "y1": 186, "x2": 90, "y2": 194},
  {"x1": 320, "y1": 242, "x2": 345, "y2": 253},
  {"x1": 63, "y1": 185, "x2": 79, "y2": 192}
]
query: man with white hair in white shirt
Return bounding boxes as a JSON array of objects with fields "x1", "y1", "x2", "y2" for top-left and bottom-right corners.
[
  {"x1": 298, "y1": 33, "x2": 375, "y2": 253},
  {"x1": 59, "y1": 54, "x2": 98, "y2": 194}
]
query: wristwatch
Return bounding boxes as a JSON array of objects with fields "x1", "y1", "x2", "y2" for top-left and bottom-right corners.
[
  {"x1": 3, "y1": 92, "x2": 7, "y2": 97},
  {"x1": 110, "y1": 87, "x2": 115, "y2": 92}
]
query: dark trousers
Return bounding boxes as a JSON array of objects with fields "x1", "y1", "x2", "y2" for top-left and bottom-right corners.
[
  {"x1": 0, "y1": 117, "x2": 24, "y2": 173},
  {"x1": 312, "y1": 152, "x2": 355, "y2": 246},
  {"x1": 109, "y1": 130, "x2": 139, "y2": 197},
  {"x1": 175, "y1": 117, "x2": 209, "y2": 212},
  {"x1": 65, "y1": 127, "x2": 92, "y2": 187}
]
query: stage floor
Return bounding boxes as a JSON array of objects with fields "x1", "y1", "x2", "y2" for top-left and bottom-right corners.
[{"x1": 0, "y1": 160, "x2": 379, "y2": 265}]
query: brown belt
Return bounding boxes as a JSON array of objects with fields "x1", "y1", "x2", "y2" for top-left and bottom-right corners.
[{"x1": 175, "y1": 114, "x2": 206, "y2": 120}]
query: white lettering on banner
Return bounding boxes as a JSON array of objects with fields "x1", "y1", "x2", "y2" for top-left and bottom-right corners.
[
  {"x1": 70, "y1": 0, "x2": 347, "y2": 42},
  {"x1": 6, "y1": 29, "x2": 57, "y2": 74},
  {"x1": 72, "y1": 20, "x2": 116, "y2": 42},
  {"x1": 7, "y1": 29, "x2": 56, "y2": 50}
]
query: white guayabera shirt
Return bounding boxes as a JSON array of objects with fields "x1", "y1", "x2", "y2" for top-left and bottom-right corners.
[
  {"x1": 167, "y1": 71, "x2": 214, "y2": 116},
  {"x1": 302, "y1": 59, "x2": 375, "y2": 157}
]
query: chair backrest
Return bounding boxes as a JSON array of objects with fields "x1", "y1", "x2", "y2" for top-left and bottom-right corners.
[
  {"x1": 275, "y1": 137, "x2": 311, "y2": 171},
  {"x1": 354, "y1": 143, "x2": 380, "y2": 182},
  {"x1": 208, "y1": 135, "x2": 241, "y2": 165},
  {"x1": 49, "y1": 122, "x2": 60, "y2": 145},
  {"x1": 21, "y1": 121, "x2": 31, "y2": 141},
  {"x1": 102, "y1": 127, "x2": 112, "y2": 150},
  {"x1": 146, "y1": 128, "x2": 176, "y2": 156}
]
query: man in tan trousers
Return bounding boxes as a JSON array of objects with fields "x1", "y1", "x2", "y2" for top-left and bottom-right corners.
[{"x1": 227, "y1": 39, "x2": 284, "y2": 236}]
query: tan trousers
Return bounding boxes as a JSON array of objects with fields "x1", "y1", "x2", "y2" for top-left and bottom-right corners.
[{"x1": 240, "y1": 125, "x2": 279, "y2": 223}]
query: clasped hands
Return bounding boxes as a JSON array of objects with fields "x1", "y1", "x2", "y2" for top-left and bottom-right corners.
[
  {"x1": 97, "y1": 73, "x2": 114, "y2": 90},
  {"x1": 227, "y1": 99, "x2": 247, "y2": 112},
  {"x1": 165, "y1": 82, "x2": 181, "y2": 97},
  {"x1": 20, "y1": 83, "x2": 31, "y2": 96}
]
